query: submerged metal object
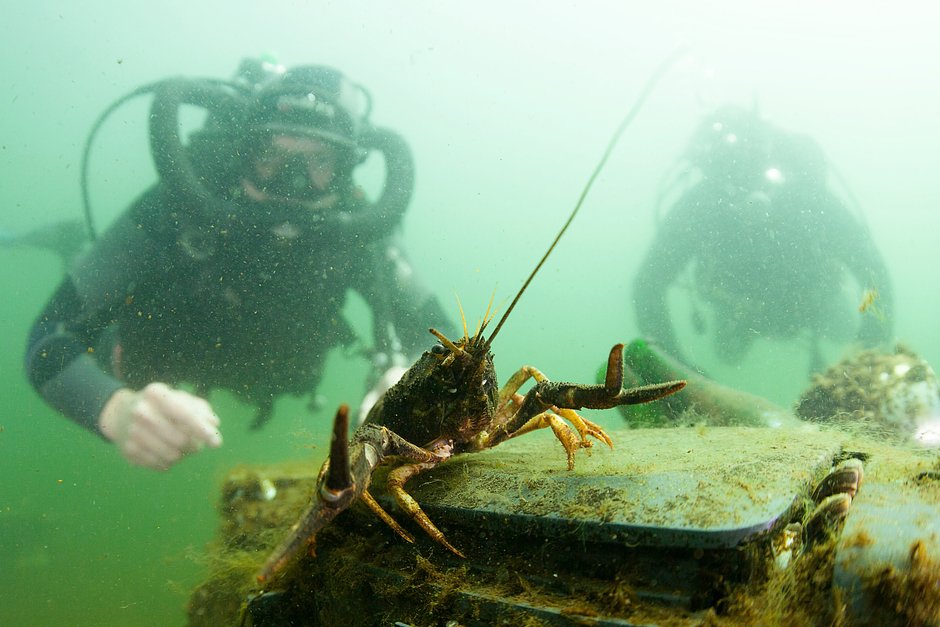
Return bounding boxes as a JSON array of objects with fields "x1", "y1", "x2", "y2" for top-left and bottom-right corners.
[
  {"x1": 188, "y1": 425, "x2": 849, "y2": 625},
  {"x1": 184, "y1": 340, "x2": 940, "y2": 626},
  {"x1": 404, "y1": 427, "x2": 835, "y2": 551},
  {"x1": 188, "y1": 420, "x2": 940, "y2": 625}
]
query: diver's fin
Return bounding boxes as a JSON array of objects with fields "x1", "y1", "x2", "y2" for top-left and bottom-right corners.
[{"x1": 0, "y1": 219, "x2": 90, "y2": 266}]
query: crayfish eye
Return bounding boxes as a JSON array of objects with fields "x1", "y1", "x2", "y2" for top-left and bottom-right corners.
[{"x1": 430, "y1": 343, "x2": 447, "y2": 356}]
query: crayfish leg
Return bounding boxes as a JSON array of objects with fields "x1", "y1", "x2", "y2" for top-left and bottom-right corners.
[
  {"x1": 360, "y1": 489, "x2": 415, "y2": 544},
  {"x1": 505, "y1": 410, "x2": 582, "y2": 471},
  {"x1": 387, "y1": 462, "x2": 465, "y2": 558},
  {"x1": 553, "y1": 407, "x2": 614, "y2": 449},
  {"x1": 496, "y1": 364, "x2": 547, "y2": 406}
]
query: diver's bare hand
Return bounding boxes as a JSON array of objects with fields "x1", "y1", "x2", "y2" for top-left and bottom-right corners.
[{"x1": 98, "y1": 383, "x2": 222, "y2": 471}]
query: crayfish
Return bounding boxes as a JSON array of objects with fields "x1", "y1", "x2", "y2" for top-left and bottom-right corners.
[{"x1": 256, "y1": 55, "x2": 687, "y2": 584}]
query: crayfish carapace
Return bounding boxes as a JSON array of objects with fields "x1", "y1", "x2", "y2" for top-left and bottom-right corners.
[{"x1": 256, "y1": 52, "x2": 688, "y2": 584}]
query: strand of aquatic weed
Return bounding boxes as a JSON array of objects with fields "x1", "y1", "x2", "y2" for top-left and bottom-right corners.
[{"x1": 484, "y1": 44, "x2": 689, "y2": 349}]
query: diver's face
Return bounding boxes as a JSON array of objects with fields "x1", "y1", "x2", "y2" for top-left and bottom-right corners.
[{"x1": 244, "y1": 135, "x2": 340, "y2": 205}]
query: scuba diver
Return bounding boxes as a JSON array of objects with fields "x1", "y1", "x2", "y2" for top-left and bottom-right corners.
[
  {"x1": 633, "y1": 105, "x2": 893, "y2": 372},
  {"x1": 24, "y1": 58, "x2": 452, "y2": 471}
]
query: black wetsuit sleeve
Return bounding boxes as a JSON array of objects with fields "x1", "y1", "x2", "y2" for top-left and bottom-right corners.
[
  {"x1": 24, "y1": 207, "x2": 157, "y2": 436},
  {"x1": 632, "y1": 193, "x2": 699, "y2": 362},
  {"x1": 24, "y1": 280, "x2": 125, "y2": 435}
]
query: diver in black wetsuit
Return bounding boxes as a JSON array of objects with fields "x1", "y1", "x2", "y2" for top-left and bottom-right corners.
[
  {"x1": 633, "y1": 105, "x2": 893, "y2": 371},
  {"x1": 24, "y1": 59, "x2": 451, "y2": 471}
]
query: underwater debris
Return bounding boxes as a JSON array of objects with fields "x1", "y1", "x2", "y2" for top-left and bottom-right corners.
[{"x1": 858, "y1": 287, "x2": 886, "y2": 323}]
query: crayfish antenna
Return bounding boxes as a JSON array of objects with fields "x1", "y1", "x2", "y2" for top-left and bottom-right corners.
[
  {"x1": 484, "y1": 48, "x2": 686, "y2": 352},
  {"x1": 325, "y1": 405, "x2": 352, "y2": 493},
  {"x1": 455, "y1": 293, "x2": 469, "y2": 341}
]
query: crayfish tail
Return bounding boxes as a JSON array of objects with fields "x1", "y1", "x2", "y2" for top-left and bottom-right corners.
[{"x1": 325, "y1": 404, "x2": 352, "y2": 492}]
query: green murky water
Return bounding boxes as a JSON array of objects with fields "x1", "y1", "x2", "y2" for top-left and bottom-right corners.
[{"x1": 3, "y1": 3, "x2": 938, "y2": 624}]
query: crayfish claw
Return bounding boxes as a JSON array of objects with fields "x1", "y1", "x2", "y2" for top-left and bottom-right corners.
[
  {"x1": 617, "y1": 379, "x2": 687, "y2": 406},
  {"x1": 325, "y1": 405, "x2": 352, "y2": 493},
  {"x1": 604, "y1": 343, "x2": 626, "y2": 393}
]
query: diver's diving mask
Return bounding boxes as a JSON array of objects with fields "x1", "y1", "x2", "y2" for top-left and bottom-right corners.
[{"x1": 244, "y1": 134, "x2": 342, "y2": 204}]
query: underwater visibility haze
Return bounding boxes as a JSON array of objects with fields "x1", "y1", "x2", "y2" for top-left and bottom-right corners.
[{"x1": 2, "y1": 1, "x2": 939, "y2": 624}]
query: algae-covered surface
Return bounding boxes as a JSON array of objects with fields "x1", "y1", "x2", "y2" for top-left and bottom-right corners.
[
  {"x1": 407, "y1": 425, "x2": 842, "y2": 545},
  {"x1": 831, "y1": 439, "x2": 940, "y2": 626},
  {"x1": 186, "y1": 420, "x2": 940, "y2": 626},
  {"x1": 187, "y1": 423, "x2": 861, "y2": 625},
  {"x1": 718, "y1": 433, "x2": 940, "y2": 626}
]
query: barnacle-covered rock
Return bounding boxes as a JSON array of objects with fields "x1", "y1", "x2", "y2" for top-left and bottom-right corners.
[{"x1": 795, "y1": 345, "x2": 940, "y2": 445}]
